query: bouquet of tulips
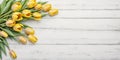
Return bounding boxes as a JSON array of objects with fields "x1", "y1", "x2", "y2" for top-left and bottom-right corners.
[{"x1": 0, "y1": 0, "x2": 58, "y2": 59}]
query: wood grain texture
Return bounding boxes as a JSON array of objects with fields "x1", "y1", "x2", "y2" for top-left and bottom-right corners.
[
  {"x1": 44, "y1": 0, "x2": 120, "y2": 10},
  {"x1": 3, "y1": 45, "x2": 120, "y2": 60},
  {"x1": 8, "y1": 29, "x2": 120, "y2": 45},
  {"x1": 24, "y1": 19, "x2": 120, "y2": 30},
  {"x1": 35, "y1": 10, "x2": 120, "y2": 18},
  {"x1": 2, "y1": 0, "x2": 120, "y2": 60}
]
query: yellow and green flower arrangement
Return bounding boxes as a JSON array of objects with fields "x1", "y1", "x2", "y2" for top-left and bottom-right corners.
[{"x1": 0, "y1": 0, "x2": 58, "y2": 59}]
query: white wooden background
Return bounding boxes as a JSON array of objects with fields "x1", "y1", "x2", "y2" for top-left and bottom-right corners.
[{"x1": 2, "y1": 0, "x2": 120, "y2": 60}]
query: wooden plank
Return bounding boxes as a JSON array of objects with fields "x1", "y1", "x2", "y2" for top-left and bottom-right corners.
[
  {"x1": 42, "y1": 0, "x2": 120, "y2": 10},
  {"x1": 7, "y1": 29, "x2": 120, "y2": 45},
  {"x1": 0, "y1": 0, "x2": 120, "y2": 10},
  {"x1": 24, "y1": 19, "x2": 120, "y2": 30},
  {"x1": 37, "y1": 10, "x2": 120, "y2": 18},
  {"x1": 3, "y1": 45, "x2": 120, "y2": 60}
]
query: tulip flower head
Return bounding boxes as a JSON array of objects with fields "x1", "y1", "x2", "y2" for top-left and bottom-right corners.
[
  {"x1": 9, "y1": 50, "x2": 17, "y2": 59},
  {"x1": 49, "y1": 8, "x2": 59, "y2": 16},
  {"x1": 13, "y1": 24, "x2": 23, "y2": 32},
  {"x1": 34, "y1": 4, "x2": 42, "y2": 10},
  {"x1": 12, "y1": 12, "x2": 23, "y2": 21},
  {"x1": 18, "y1": 36, "x2": 27, "y2": 44},
  {"x1": 0, "y1": 31, "x2": 8, "y2": 38},
  {"x1": 22, "y1": 9, "x2": 31, "y2": 18},
  {"x1": 28, "y1": 35, "x2": 38, "y2": 44},
  {"x1": 32, "y1": 12, "x2": 42, "y2": 20},
  {"x1": 42, "y1": 4, "x2": 52, "y2": 12},
  {"x1": 11, "y1": 2, "x2": 22, "y2": 11},
  {"x1": 6, "y1": 20, "x2": 16, "y2": 27},
  {"x1": 27, "y1": 0, "x2": 37, "y2": 8},
  {"x1": 25, "y1": 27, "x2": 35, "y2": 35}
]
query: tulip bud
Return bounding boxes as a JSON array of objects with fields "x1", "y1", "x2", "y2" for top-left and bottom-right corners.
[
  {"x1": 25, "y1": 27, "x2": 35, "y2": 35},
  {"x1": 9, "y1": 50, "x2": 17, "y2": 59},
  {"x1": 18, "y1": 36, "x2": 27, "y2": 44},
  {"x1": 12, "y1": 12, "x2": 23, "y2": 21},
  {"x1": 0, "y1": 31, "x2": 8, "y2": 38},
  {"x1": 42, "y1": 4, "x2": 52, "y2": 12},
  {"x1": 11, "y1": 2, "x2": 22, "y2": 11},
  {"x1": 6, "y1": 20, "x2": 16, "y2": 27},
  {"x1": 28, "y1": 35, "x2": 38, "y2": 44},
  {"x1": 27, "y1": 0, "x2": 37, "y2": 8},
  {"x1": 34, "y1": 4, "x2": 42, "y2": 10},
  {"x1": 49, "y1": 8, "x2": 59, "y2": 16},
  {"x1": 13, "y1": 24, "x2": 23, "y2": 32},
  {"x1": 32, "y1": 12, "x2": 42, "y2": 20},
  {"x1": 22, "y1": 9, "x2": 31, "y2": 18}
]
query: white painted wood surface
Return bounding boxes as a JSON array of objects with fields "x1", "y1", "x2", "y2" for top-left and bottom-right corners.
[{"x1": 3, "y1": 0, "x2": 120, "y2": 60}]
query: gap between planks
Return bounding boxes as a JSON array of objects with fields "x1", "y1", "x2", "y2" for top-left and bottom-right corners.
[
  {"x1": 8, "y1": 30, "x2": 120, "y2": 45},
  {"x1": 3, "y1": 45, "x2": 120, "y2": 60},
  {"x1": 23, "y1": 19, "x2": 120, "y2": 31}
]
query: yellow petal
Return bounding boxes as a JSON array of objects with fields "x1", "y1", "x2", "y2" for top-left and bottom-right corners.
[
  {"x1": 6, "y1": 20, "x2": 16, "y2": 27},
  {"x1": 42, "y1": 4, "x2": 52, "y2": 12},
  {"x1": 34, "y1": 4, "x2": 42, "y2": 10},
  {"x1": 18, "y1": 36, "x2": 27, "y2": 44},
  {"x1": 28, "y1": 35, "x2": 38, "y2": 44},
  {"x1": 49, "y1": 8, "x2": 59, "y2": 16},
  {"x1": 0, "y1": 31, "x2": 8, "y2": 38},
  {"x1": 25, "y1": 27, "x2": 35, "y2": 35},
  {"x1": 9, "y1": 50, "x2": 17, "y2": 59},
  {"x1": 22, "y1": 9, "x2": 31, "y2": 18},
  {"x1": 11, "y1": 2, "x2": 22, "y2": 11}
]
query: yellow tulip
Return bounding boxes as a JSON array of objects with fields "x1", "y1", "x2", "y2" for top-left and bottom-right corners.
[
  {"x1": 32, "y1": 12, "x2": 42, "y2": 20},
  {"x1": 13, "y1": 24, "x2": 23, "y2": 32},
  {"x1": 0, "y1": 31, "x2": 8, "y2": 38},
  {"x1": 34, "y1": 4, "x2": 42, "y2": 10},
  {"x1": 42, "y1": 4, "x2": 52, "y2": 12},
  {"x1": 18, "y1": 36, "x2": 27, "y2": 44},
  {"x1": 28, "y1": 35, "x2": 38, "y2": 44},
  {"x1": 27, "y1": 0, "x2": 37, "y2": 8},
  {"x1": 22, "y1": 9, "x2": 31, "y2": 18},
  {"x1": 11, "y1": 2, "x2": 22, "y2": 11},
  {"x1": 25, "y1": 27, "x2": 35, "y2": 35},
  {"x1": 12, "y1": 12, "x2": 23, "y2": 21},
  {"x1": 9, "y1": 50, "x2": 17, "y2": 59},
  {"x1": 6, "y1": 20, "x2": 16, "y2": 27},
  {"x1": 49, "y1": 8, "x2": 59, "y2": 16}
]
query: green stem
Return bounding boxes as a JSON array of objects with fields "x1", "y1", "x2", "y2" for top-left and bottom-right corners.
[
  {"x1": 0, "y1": 19, "x2": 7, "y2": 23},
  {"x1": 0, "y1": 23, "x2": 6, "y2": 27},
  {"x1": 2, "y1": 15, "x2": 11, "y2": 19},
  {"x1": 38, "y1": 1, "x2": 48, "y2": 5},
  {"x1": 42, "y1": 13, "x2": 47, "y2": 17},
  {"x1": 0, "y1": 10, "x2": 12, "y2": 18}
]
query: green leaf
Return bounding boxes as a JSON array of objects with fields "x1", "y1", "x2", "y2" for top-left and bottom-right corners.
[
  {"x1": 0, "y1": 4, "x2": 1, "y2": 14},
  {"x1": 9, "y1": 36, "x2": 18, "y2": 41},
  {"x1": 0, "y1": 19, "x2": 7, "y2": 23},
  {"x1": 0, "y1": 0, "x2": 8, "y2": 13},
  {"x1": 0, "y1": 50, "x2": 2, "y2": 60},
  {"x1": 21, "y1": 0, "x2": 29, "y2": 10},
  {"x1": 38, "y1": 1, "x2": 48, "y2": 5},
  {"x1": 0, "y1": 10, "x2": 12, "y2": 18},
  {"x1": 30, "y1": 9, "x2": 39, "y2": 12},
  {"x1": 1, "y1": 0, "x2": 14, "y2": 14},
  {"x1": 21, "y1": 23, "x2": 31, "y2": 28},
  {"x1": 0, "y1": 43, "x2": 7, "y2": 55},
  {"x1": 0, "y1": 27, "x2": 15, "y2": 37},
  {"x1": 41, "y1": 13, "x2": 47, "y2": 17},
  {"x1": 0, "y1": 37, "x2": 9, "y2": 48}
]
